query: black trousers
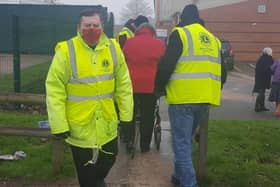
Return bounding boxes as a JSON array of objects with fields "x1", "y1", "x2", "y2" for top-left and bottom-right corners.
[
  {"x1": 70, "y1": 138, "x2": 118, "y2": 187},
  {"x1": 255, "y1": 89, "x2": 266, "y2": 110},
  {"x1": 129, "y1": 93, "x2": 157, "y2": 151}
]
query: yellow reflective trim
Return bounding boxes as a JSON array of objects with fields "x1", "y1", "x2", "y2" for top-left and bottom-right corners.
[
  {"x1": 67, "y1": 92, "x2": 114, "y2": 101},
  {"x1": 170, "y1": 72, "x2": 221, "y2": 82},
  {"x1": 69, "y1": 74, "x2": 114, "y2": 84}
]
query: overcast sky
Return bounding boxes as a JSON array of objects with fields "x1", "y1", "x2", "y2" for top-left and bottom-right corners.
[{"x1": 58, "y1": 0, "x2": 154, "y2": 24}]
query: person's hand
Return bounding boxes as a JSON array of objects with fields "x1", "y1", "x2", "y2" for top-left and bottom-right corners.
[
  {"x1": 119, "y1": 121, "x2": 133, "y2": 142},
  {"x1": 119, "y1": 121, "x2": 132, "y2": 126},
  {"x1": 154, "y1": 90, "x2": 165, "y2": 99},
  {"x1": 53, "y1": 131, "x2": 70, "y2": 139}
]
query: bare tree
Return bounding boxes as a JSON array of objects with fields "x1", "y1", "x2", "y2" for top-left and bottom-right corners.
[{"x1": 120, "y1": 0, "x2": 153, "y2": 23}]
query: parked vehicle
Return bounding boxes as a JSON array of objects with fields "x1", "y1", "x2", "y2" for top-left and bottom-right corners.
[
  {"x1": 156, "y1": 28, "x2": 168, "y2": 45},
  {"x1": 221, "y1": 40, "x2": 234, "y2": 70}
]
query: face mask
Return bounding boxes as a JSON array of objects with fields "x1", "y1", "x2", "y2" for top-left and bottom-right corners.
[{"x1": 81, "y1": 28, "x2": 102, "y2": 46}]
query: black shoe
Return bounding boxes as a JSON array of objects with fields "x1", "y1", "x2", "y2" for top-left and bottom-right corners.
[
  {"x1": 260, "y1": 107, "x2": 269, "y2": 111},
  {"x1": 171, "y1": 175, "x2": 180, "y2": 186},
  {"x1": 126, "y1": 141, "x2": 134, "y2": 153},
  {"x1": 96, "y1": 179, "x2": 107, "y2": 187},
  {"x1": 141, "y1": 147, "x2": 150, "y2": 153},
  {"x1": 255, "y1": 107, "x2": 262, "y2": 112}
]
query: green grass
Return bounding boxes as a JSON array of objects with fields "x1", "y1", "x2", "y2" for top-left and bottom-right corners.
[
  {"x1": 0, "y1": 111, "x2": 75, "y2": 182},
  {"x1": 0, "y1": 112, "x2": 280, "y2": 187},
  {"x1": 198, "y1": 120, "x2": 280, "y2": 187},
  {"x1": 0, "y1": 62, "x2": 50, "y2": 94}
]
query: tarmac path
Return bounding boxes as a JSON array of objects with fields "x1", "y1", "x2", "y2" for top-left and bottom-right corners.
[{"x1": 1, "y1": 63, "x2": 278, "y2": 187}]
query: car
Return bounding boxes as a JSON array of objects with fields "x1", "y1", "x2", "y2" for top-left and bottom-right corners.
[{"x1": 221, "y1": 40, "x2": 234, "y2": 70}]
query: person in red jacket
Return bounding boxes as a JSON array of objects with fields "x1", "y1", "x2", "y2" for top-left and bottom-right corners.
[{"x1": 123, "y1": 21, "x2": 165, "y2": 152}]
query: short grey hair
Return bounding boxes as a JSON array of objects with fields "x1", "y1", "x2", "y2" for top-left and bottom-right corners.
[
  {"x1": 263, "y1": 47, "x2": 272, "y2": 56},
  {"x1": 135, "y1": 23, "x2": 156, "y2": 36}
]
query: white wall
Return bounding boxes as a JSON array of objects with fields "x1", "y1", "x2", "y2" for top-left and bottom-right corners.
[{"x1": 156, "y1": 0, "x2": 248, "y2": 22}]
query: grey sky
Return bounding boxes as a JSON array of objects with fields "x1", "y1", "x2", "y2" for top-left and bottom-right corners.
[{"x1": 57, "y1": 0, "x2": 154, "y2": 24}]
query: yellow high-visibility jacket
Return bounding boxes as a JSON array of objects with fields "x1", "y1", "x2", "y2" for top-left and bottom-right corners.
[
  {"x1": 46, "y1": 32, "x2": 133, "y2": 148},
  {"x1": 118, "y1": 27, "x2": 134, "y2": 40},
  {"x1": 166, "y1": 23, "x2": 222, "y2": 106}
]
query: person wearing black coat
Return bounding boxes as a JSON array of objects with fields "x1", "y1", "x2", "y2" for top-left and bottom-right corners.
[{"x1": 253, "y1": 47, "x2": 274, "y2": 112}]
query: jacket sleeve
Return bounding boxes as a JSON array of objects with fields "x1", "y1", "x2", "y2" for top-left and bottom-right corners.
[
  {"x1": 221, "y1": 51, "x2": 227, "y2": 88},
  {"x1": 118, "y1": 34, "x2": 127, "y2": 49},
  {"x1": 114, "y1": 42, "x2": 134, "y2": 122},
  {"x1": 46, "y1": 47, "x2": 71, "y2": 134},
  {"x1": 271, "y1": 60, "x2": 277, "y2": 74},
  {"x1": 154, "y1": 30, "x2": 182, "y2": 93}
]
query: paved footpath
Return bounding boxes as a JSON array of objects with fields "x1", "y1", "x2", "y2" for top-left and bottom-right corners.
[
  {"x1": 106, "y1": 121, "x2": 174, "y2": 187},
  {"x1": 1, "y1": 63, "x2": 278, "y2": 187},
  {"x1": 106, "y1": 63, "x2": 278, "y2": 186}
]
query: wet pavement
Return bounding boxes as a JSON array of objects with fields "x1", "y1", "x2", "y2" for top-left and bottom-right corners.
[
  {"x1": 2, "y1": 62, "x2": 277, "y2": 187},
  {"x1": 106, "y1": 62, "x2": 278, "y2": 186},
  {"x1": 107, "y1": 121, "x2": 174, "y2": 186}
]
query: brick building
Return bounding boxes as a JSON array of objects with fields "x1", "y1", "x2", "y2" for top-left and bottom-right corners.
[{"x1": 154, "y1": 0, "x2": 280, "y2": 62}]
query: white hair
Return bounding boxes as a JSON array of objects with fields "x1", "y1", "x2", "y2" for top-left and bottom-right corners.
[
  {"x1": 263, "y1": 47, "x2": 272, "y2": 56},
  {"x1": 135, "y1": 23, "x2": 156, "y2": 36}
]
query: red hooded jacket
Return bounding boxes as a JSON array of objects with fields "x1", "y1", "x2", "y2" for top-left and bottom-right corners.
[{"x1": 123, "y1": 28, "x2": 165, "y2": 93}]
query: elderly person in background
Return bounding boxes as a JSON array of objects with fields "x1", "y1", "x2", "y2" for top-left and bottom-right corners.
[
  {"x1": 269, "y1": 58, "x2": 280, "y2": 116},
  {"x1": 123, "y1": 21, "x2": 165, "y2": 153},
  {"x1": 253, "y1": 47, "x2": 273, "y2": 112}
]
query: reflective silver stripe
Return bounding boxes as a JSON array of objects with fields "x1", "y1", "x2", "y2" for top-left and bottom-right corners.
[
  {"x1": 69, "y1": 74, "x2": 114, "y2": 84},
  {"x1": 67, "y1": 40, "x2": 77, "y2": 78},
  {"x1": 123, "y1": 27, "x2": 133, "y2": 37},
  {"x1": 170, "y1": 72, "x2": 221, "y2": 82},
  {"x1": 67, "y1": 92, "x2": 114, "y2": 101},
  {"x1": 109, "y1": 40, "x2": 117, "y2": 75},
  {"x1": 178, "y1": 55, "x2": 220, "y2": 64},
  {"x1": 183, "y1": 27, "x2": 193, "y2": 55},
  {"x1": 216, "y1": 38, "x2": 222, "y2": 64},
  {"x1": 179, "y1": 27, "x2": 221, "y2": 64}
]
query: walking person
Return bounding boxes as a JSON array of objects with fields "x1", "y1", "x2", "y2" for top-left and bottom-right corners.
[
  {"x1": 118, "y1": 19, "x2": 135, "y2": 49},
  {"x1": 46, "y1": 8, "x2": 133, "y2": 187},
  {"x1": 253, "y1": 47, "x2": 273, "y2": 112},
  {"x1": 133, "y1": 15, "x2": 149, "y2": 29},
  {"x1": 123, "y1": 21, "x2": 165, "y2": 152},
  {"x1": 269, "y1": 58, "x2": 280, "y2": 116},
  {"x1": 155, "y1": 4, "x2": 225, "y2": 187}
]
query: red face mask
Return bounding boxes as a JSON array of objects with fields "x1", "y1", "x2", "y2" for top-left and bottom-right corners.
[{"x1": 81, "y1": 28, "x2": 102, "y2": 46}]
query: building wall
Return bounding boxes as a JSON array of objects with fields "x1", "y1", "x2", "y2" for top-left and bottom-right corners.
[
  {"x1": 200, "y1": 0, "x2": 280, "y2": 62},
  {"x1": 155, "y1": 0, "x2": 280, "y2": 62},
  {"x1": 155, "y1": 0, "x2": 246, "y2": 23}
]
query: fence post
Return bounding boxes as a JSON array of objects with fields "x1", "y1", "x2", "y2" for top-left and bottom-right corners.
[
  {"x1": 52, "y1": 138, "x2": 64, "y2": 175},
  {"x1": 197, "y1": 110, "x2": 209, "y2": 178},
  {"x1": 12, "y1": 15, "x2": 20, "y2": 93}
]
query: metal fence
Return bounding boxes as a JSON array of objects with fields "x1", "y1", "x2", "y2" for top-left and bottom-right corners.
[
  {"x1": 0, "y1": 4, "x2": 114, "y2": 94},
  {"x1": 0, "y1": 54, "x2": 51, "y2": 93},
  {"x1": 0, "y1": 54, "x2": 14, "y2": 92},
  {"x1": 0, "y1": 4, "x2": 114, "y2": 54}
]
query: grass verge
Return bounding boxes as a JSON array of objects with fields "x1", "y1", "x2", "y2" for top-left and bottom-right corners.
[
  {"x1": 0, "y1": 111, "x2": 279, "y2": 187},
  {"x1": 0, "y1": 62, "x2": 50, "y2": 94}
]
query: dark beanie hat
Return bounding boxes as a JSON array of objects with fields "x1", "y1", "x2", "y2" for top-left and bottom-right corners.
[
  {"x1": 178, "y1": 4, "x2": 201, "y2": 26},
  {"x1": 124, "y1": 19, "x2": 135, "y2": 32},
  {"x1": 180, "y1": 4, "x2": 200, "y2": 21},
  {"x1": 134, "y1": 15, "x2": 149, "y2": 27}
]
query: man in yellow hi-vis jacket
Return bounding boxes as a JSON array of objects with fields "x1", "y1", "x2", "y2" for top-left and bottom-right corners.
[
  {"x1": 118, "y1": 19, "x2": 135, "y2": 49},
  {"x1": 46, "y1": 8, "x2": 133, "y2": 187},
  {"x1": 155, "y1": 4, "x2": 226, "y2": 187}
]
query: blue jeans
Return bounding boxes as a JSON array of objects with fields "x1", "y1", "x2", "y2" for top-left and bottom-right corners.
[{"x1": 168, "y1": 104, "x2": 209, "y2": 187}]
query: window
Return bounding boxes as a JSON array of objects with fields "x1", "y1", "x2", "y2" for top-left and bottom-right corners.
[{"x1": 257, "y1": 5, "x2": 266, "y2": 14}]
